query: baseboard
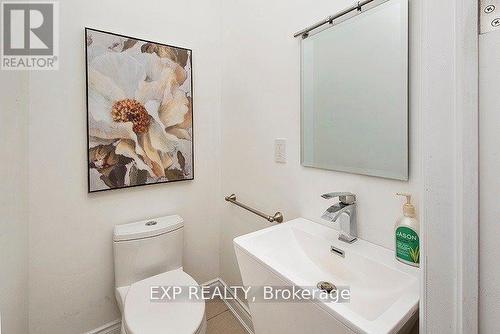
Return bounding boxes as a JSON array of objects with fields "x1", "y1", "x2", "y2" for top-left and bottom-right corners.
[
  {"x1": 204, "y1": 278, "x2": 254, "y2": 334},
  {"x1": 84, "y1": 319, "x2": 121, "y2": 334},
  {"x1": 86, "y1": 277, "x2": 254, "y2": 334}
]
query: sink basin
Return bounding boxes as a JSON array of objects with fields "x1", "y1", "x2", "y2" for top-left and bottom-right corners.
[{"x1": 234, "y1": 218, "x2": 419, "y2": 334}]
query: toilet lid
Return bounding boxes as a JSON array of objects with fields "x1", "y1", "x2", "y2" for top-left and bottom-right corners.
[{"x1": 124, "y1": 269, "x2": 205, "y2": 334}]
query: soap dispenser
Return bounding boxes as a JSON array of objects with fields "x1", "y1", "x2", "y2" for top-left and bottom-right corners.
[{"x1": 395, "y1": 193, "x2": 419, "y2": 267}]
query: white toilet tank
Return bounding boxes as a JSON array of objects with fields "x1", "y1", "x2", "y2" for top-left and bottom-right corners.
[{"x1": 113, "y1": 215, "x2": 184, "y2": 288}]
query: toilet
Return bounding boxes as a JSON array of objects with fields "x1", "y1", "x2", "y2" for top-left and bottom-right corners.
[{"x1": 113, "y1": 215, "x2": 207, "y2": 334}]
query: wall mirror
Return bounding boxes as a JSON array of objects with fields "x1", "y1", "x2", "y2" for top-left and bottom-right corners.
[{"x1": 301, "y1": 0, "x2": 408, "y2": 180}]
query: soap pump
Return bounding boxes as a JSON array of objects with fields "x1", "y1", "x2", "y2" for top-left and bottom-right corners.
[{"x1": 395, "y1": 193, "x2": 420, "y2": 267}]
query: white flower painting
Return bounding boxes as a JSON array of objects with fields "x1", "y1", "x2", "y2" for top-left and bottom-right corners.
[{"x1": 85, "y1": 28, "x2": 193, "y2": 192}]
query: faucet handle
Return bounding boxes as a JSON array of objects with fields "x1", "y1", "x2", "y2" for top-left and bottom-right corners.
[{"x1": 321, "y1": 192, "x2": 356, "y2": 205}]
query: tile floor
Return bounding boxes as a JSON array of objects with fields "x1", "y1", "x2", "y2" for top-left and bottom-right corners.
[
  {"x1": 206, "y1": 298, "x2": 247, "y2": 334},
  {"x1": 410, "y1": 322, "x2": 419, "y2": 334}
]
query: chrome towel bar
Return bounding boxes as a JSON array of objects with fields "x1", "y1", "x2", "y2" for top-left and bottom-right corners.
[{"x1": 225, "y1": 194, "x2": 284, "y2": 224}]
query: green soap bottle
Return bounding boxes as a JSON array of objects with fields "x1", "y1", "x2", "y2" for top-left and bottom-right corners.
[{"x1": 395, "y1": 193, "x2": 420, "y2": 267}]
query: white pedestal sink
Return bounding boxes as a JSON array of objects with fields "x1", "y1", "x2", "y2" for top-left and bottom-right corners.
[{"x1": 234, "y1": 218, "x2": 419, "y2": 334}]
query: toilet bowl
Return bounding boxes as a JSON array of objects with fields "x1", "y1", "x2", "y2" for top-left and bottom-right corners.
[
  {"x1": 113, "y1": 215, "x2": 207, "y2": 334},
  {"x1": 120, "y1": 269, "x2": 206, "y2": 334}
]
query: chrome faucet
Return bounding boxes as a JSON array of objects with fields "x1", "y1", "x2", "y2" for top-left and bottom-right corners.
[{"x1": 321, "y1": 192, "x2": 357, "y2": 243}]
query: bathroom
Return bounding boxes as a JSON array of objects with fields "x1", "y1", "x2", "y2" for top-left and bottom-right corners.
[{"x1": 0, "y1": 0, "x2": 497, "y2": 333}]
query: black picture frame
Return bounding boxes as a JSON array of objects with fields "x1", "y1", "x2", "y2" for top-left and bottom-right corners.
[{"x1": 85, "y1": 27, "x2": 194, "y2": 193}]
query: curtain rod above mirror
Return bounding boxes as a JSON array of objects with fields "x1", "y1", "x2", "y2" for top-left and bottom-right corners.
[{"x1": 293, "y1": 0, "x2": 381, "y2": 38}]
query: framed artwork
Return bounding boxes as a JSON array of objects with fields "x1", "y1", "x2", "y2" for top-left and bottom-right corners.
[{"x1": 85, "y1": 28, "x2": 193, "y2": 192}]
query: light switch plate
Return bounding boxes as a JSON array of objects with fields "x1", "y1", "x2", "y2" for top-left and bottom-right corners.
[
  {"x1": 481, "y1": 0, "x2": 500, "y2": 34},
  {"x1": 275, "y1": 138, "x2": 287, "y2": 163}
]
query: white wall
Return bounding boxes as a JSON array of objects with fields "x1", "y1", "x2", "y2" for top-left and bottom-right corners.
[
  {"x1": 219, "y1": 0, "x2": 421, "y2": 288},
  {"x1": 418, "y1": 0, "x2": 460, "y2": 331},
  {"x1": 0, "y1": 72, "x2": 29, "y2": 333},
  {"x1": 479, "y1": 30, "x2": 500, "y2": 334},
  {"x1": 27, "y1": 0, "x2": 222, "y2": 333}
]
